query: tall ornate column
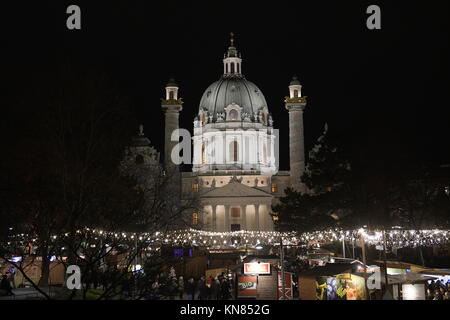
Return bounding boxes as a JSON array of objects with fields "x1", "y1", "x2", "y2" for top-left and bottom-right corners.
[
  {"x1": 200, "y1": 208, "x2": 204, "y2": 227},
  {"x1": 285, "y1": 76, "x2": 307, "y2": 193},
  {"x1": 240, "y1": 205, "x2": 247, "y2": 230},
  {"x1": 161, "y1": 79, "x2": 183, "y2": 170},
  {"x1": 212, "y1": 205, "x2": 217, "y2": 231},
  {"x1": 224, "y1": 205, "x2": 230, "y2": 232},
  {"x1": 254, "y1": 204, "x2": 260, "y2": 231}
]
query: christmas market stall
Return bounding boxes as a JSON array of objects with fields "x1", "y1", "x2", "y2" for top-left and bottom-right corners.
[
  {"x1": 298, "y1": 262, "x2": 368, "y2": 300},
  {"x1": 232, "y1": 255, "x2": 295, "y2": 300}
]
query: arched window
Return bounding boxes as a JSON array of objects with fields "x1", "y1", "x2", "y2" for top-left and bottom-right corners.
[
  {"x1": 201, "y1": 143, "x2": 206, "y2": 164},
  {"x1": 200, "y1": 112, "x2": 206, "y2": 126},
  {"x1": 230, "y1": 63, "x2": 235, "y2": 74},
  {"x1": 169, "y1": 91, "x2": 174, "y2": 100},
  {"x1": 293, "y1": 89, "x2": 299, "y2": 98},
  {"x1": 228, "y1": 109, "x2": 238, "y2": 120},
  {"x1": 192, "y1": 212, "x2": 198, "y2": 225},
  {"x1": 230, "y1": 141, "x2": 239, "y2": 162}
]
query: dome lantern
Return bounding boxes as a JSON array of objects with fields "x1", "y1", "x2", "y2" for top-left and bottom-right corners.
[
  {"x1": 289, "y1": 76, "x2": 302, "y2": 98},
  {"x1": 223, "y1": 32, "x2": 242, "y2": 76},
  {"x1": 165, "y1": 78, "x2": 179, "y2": 100}
]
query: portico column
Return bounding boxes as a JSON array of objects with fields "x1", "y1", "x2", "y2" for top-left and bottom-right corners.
[
  {"x1": 224, "y1": 205, "x2": 230, "y2": 232},
  {"x1": 240, "y1": 205, "x2": 247, "y2": 230},
  {"x1": 255, "y1": 204, "x2": 260, "y2": 231},
  {"x1": 212, "y1": 205, "x2": 217, "y2": 231},
  {"x1": 200, "y1": 208, "x2": 204, "y2": 227}
]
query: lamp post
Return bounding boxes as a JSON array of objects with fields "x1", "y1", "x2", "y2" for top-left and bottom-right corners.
[
  {"x1": 382, "y1": 230, "x2": 390, "y2": 297},
  {"x1": 280, "y1": 236, "x2": 287, "y2": 300}
]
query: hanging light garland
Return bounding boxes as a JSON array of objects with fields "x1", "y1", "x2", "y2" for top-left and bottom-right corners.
[{"x1": 4, "y1": 227, "x2": 450, "y2": 250}]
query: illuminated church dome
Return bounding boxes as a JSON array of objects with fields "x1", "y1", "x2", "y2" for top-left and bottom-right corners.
[{"x1": 197, "y1": 34, "x2": 269, "y2": 124}]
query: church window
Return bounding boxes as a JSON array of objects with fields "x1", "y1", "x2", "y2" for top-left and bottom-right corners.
[
  {"x1": 271, "y1": 183, "x2": 278, "y2": 193},
  {"x1": 293, "y1": 89, "x2": 299, "y2": 98},
  {"x1": 192, "y1": 212, "x2": 199, "y2": 225},
  {"x1": 230, "y1": 141, "x2": 239, "y2": 162},
  {"x1": 226, "y1": 64, "x2": 229, "y2": 73},
  {"x1": 169, "y1": 90, "x2": 174, "y2": 100},
  {"x1": 230, "y1": 63, "x2": 235, "y2": 74},
  {"x1": 228, "y1": 109, "x2": 239, "y2": 120},
  {"x1": 200, "y1": 112, "x2": 206, "y2": 126},
  {"x1": 135, "y1": 155, "x2": 144, "y2": 164},
  {"x1": 192, "y1": 183, "x2": 199, "y2": 192},
  {"x1": 231, "y1": 207, "x2": 240, "y2": 218}
]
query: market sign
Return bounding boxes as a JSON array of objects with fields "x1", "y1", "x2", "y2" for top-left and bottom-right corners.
[
  {"x1": 237, "y1": 276, "x2": 257, "y2": 297},
  {"x1": 244, "y1": 262, "x2": 271, "y2": 275}
]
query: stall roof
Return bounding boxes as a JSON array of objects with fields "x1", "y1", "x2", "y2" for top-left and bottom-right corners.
[
  {"x1": 243, "y1": 255, "x2": 280, "y2": 263},
  {"x1": 373, "y1": 260, "x2": 428, "y2": 273},
  {"x1": 419, "y1": 269, "x2": 450, "y2": 276},
  {"x1": 299, "y1": 263, "x2": 357, "y2": 277},
  {"x1": 385, "y1": 273, "x2": 435, "y2": 284}
]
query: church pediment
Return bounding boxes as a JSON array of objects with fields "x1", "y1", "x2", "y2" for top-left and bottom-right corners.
[{"x1": 201, "y1": 181, "x2": 271, "y2": 198}]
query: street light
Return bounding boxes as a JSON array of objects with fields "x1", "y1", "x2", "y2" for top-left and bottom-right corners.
[{"x1": 280, "y1": 236, "x2": 287, "y2": 300}]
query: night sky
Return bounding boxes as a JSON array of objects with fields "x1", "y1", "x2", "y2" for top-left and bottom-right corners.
[{"x1": 3, "y1": 1, "x2": 450, "y2": 172}]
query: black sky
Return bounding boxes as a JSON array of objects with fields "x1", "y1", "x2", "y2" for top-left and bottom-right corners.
[{"x1": 3, "y1": 1, "x2": 450, "y2": 172}]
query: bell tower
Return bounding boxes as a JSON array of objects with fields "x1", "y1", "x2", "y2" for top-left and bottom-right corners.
[
  {"x1": 161, "y1": 78, "x2": 183, "y2": 169},
  {"x1": 285, "y1": 76, "x2": 307, "y2": 192}
]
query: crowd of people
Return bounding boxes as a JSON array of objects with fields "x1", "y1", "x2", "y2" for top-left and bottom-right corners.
[
  {"x1": 148, "y1": 272, "x2": 233, "y2": 300},
  {"x1": 426, "y1": 280, "x2": 450, "y2": 300},
  {"x1": 0, "y1": 267, "x2": 16, "y2": 296}
]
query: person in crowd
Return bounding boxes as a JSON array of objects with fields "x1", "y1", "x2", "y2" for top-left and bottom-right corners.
[
  {"x1": 178, "y1": 276, "x2": 184, "y2": 300},
  {"x1": 198, "y1": 277, "x2": 209, "y2": 300},
  {"x1": 444, "y1": 291, "x2": 450, "y2": 300},
  {"x1": 8, "y1": 268, "x2": 16, "y2": 289},
  {"x1": 168, "y1": 276, "x2": 178, "y2": 300},
  {"x1": 210, "y1": 277, "x2": 220, "y2": 300},
  {"x1": 150, "y1": 279, "x2": 160, "y2": 299},
  {"x1": 1, "y1": 274, "x2": 14, "y2": 296},
  {"x1": 195, "y1": 276, "x2": 203, "y2": 299},
  {"x1": 185, "y1": 277, "x2": 195, "y2": 300},
  {"x1": 433, "y1": 289, "x2": 443, "y2": 300},
  {"x1": 220, "y1": 278, "x2": 230, "y2": 300},
  {"x1": 426, "y1": 289, "x2": 435, "y2": 300}
]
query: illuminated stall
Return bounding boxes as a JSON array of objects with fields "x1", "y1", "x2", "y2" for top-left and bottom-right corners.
[
  {"x1": 234, "y1": 255, "x2": 292, "y2": 300},
  {"x1": 298, "y1": 263, "x2": 368, "y2": 300}
]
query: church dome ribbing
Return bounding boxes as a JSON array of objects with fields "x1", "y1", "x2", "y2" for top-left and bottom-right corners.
[{"x1": 198, "y1": 77, "x2": 268, "y2": 116}]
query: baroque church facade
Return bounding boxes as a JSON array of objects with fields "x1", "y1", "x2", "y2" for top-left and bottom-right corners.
[{"x1": 157, "y1": 36, "x2": 308, "y2": 232}]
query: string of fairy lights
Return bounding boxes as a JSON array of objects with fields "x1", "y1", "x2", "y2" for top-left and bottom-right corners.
[{"x1": 5, "y1": 227, "x2": 450, "y2": 250}]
